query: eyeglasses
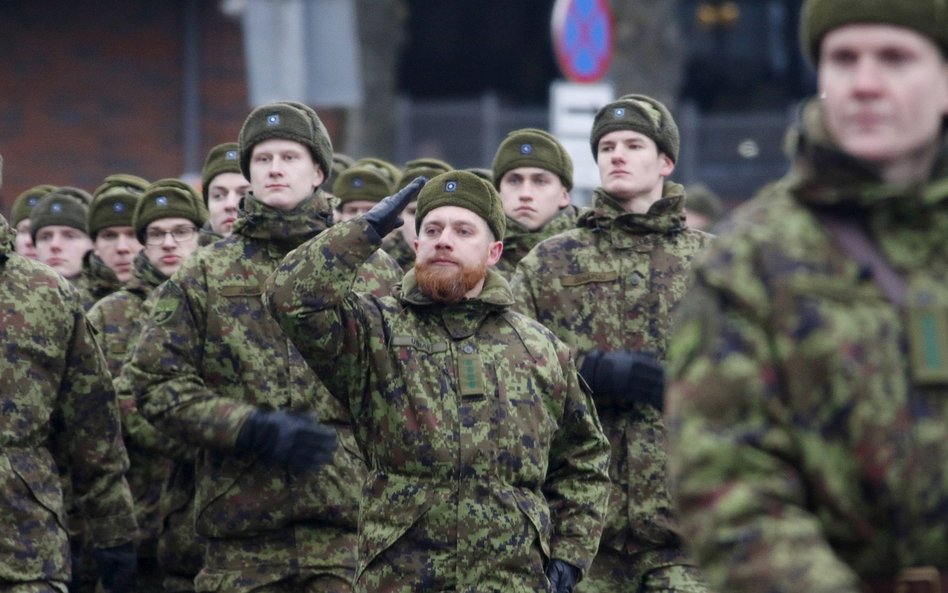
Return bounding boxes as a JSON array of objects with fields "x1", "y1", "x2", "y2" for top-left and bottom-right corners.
[{"x1": 144, "y1": 226, "x2": 198, "y2": 245}]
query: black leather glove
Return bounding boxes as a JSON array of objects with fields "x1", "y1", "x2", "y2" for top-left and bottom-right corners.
[
  {"x1": 362, "y1": 176, "x2": 427, "y2": 238},
  {"x1": 546, "y1": 559, "x2": 581, "y2": 593},
  {"x1": 579, "y1": 350, "x2": 665, "y2": 411},
  {"x1": 235, "y1": 409, "x2": 337, "y2": 470},
  {"x1": 93, "y1": 542, "x2": 136, "y2": 593}
]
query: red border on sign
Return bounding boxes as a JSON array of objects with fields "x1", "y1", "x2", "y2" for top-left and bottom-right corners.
[{"x1": 551, "y1": 0, "x2": 614, "y2": 83}]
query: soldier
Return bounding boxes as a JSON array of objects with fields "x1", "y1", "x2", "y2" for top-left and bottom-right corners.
[
  {"x1": 201, "y1": 142, "x2": 248, "y2": 240},
  {"x1": 10, "y1": 183, "x2": 56, "y2": 258},
  {"x1": 87, "y1": 179, "x2": 208, "y2": 593},
  {"x1": 264, "y1": 170, "x2": 611, "y2": 593},
  {"x1": 0, "y1": 162, "x2": 138, "y2": 593},
  {"x1": 82, "y1": 174, "x2": 149, "y2": 303},
  {"x1": 124, "y1": 100, "x2": 403, "y2": 593},
  {"x1": 31, "y1": 189, "x2": 94, "y2": 287},
  {"x1": 665, "y1": 1, "x2": 948, "y2": 593},
  {"x1": 491, "y1": 128, "x2": 581, "y2": 277},
  {"x1": 510, "y1": 95, "x2": 713, "y2": 593},
  {"x1": 333, "y1": 164, "x2": 394, "y2": 221}
]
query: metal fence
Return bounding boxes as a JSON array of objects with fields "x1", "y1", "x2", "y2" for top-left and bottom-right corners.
[{"x1": 394, "y1": 93, "x2": 798, "y2": 202}]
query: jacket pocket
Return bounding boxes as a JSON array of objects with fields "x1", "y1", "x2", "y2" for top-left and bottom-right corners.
[
  {"x1": 356, "y1": 472, "x2": 436, "y2": 581},
  {"x1": 0, "y1": 449, "x2": 70, "y2": 582},
  {"x1": 511, "y1": 487, "x2": 552, "y2": 561}
]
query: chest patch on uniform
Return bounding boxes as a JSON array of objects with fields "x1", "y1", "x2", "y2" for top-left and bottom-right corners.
[
  {"x1": 906, "y1": 295, "x2": 948, "y2": 384},
  {"x1": 220, "y1": 285, "x2": 262, "y2": 297},
  {"x1": 560, "y1": 271, "x2": 618, "y2": 286},
  {"x1": 391, "y1": 335, "x2": 449, "y2": 353},
  {"x1": 152, "y1": 298, "x2": 180, "y2": 326},
  {"x1": 458, "y1": 352, "x2": 485, "y2": 397}
]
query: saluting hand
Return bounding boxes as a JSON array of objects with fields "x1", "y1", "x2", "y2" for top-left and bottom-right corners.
[{"x1": 363, "y1": 176, "x2": 428, "y2": 238}]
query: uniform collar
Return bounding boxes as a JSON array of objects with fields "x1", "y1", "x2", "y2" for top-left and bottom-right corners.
[
  {"x1": 578, "y1": 181, "x2": 687, "y2": 236},
  {"x1": 232, "y1": 190, "x2": 334, "y2": 250}
]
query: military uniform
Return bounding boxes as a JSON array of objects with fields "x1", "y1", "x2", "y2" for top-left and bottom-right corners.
[
  {"x1": 381, "y1": 232, "x2": 415, "y2": 272},
  {"x1": 666, "y1": 102, "x2": 948, "y2": 593},
  {"x1": 494, "y1": 205, "x2": 582, "y2": 278},
  {"x1": 0, "y1": 215, "x2": 137, "y2": 592},
  {"x1": 88, "y1": 250, "x2": 183, "y2": 592},
  {"x1": 510, "y1": 183, "x2": 712, "y2": 593},
  {"x1": 75, "y1": 251, "x2": 123, "y2": 310},
  {"x1": 264, "y1": 218, "x2": 611, "y2": 593},
  {"x1": 125, "y1": 192, "x2": 402, "y2": 593}
]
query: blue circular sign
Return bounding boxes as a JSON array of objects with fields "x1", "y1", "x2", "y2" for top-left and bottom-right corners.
[{"x1": 552, "y1": 0, "x2": 614, "y2": 83}]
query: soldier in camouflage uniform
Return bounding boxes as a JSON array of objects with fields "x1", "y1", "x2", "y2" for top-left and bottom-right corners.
[
  {"x1": 30, "y1": 189, "x2": 93, "y2": 288},
  {"x1": 82, "y1": 174, "x2": 149, "y2": 303},
  {"x1": 10, "y1": 183, "x2": 56, "y2": 258},
  {"x1": 665, "y1": 2, "x2": 948, "y2": 593},
  {"x1": 264, "y1": 170, "x2": 611, "y2": 593},
  {"x1": 383, "y1": 157, "x2": 453, "y2": 271},
  {"x1": 491, "y1": 128, "x2": 582, "y2": 278},
  {"x1": 125, "y1": 101, "x2": 403, "y2": 593},
  {"x1": 88, "y1": 179, "x2": 209, "y2": 593},
  {"x1": 510, "y1": 95, "x2": 712, "y2": 593},
  {"x1": 0, "y1": 179, "x2": 138, "y2": 592},
  {"x1": 201, "y1": 142, "x2": 248, "y2": 243}
]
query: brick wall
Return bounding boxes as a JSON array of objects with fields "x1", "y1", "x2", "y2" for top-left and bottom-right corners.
[{"x1": 0, "y1": 0, "x2": 343, "y2": 215}]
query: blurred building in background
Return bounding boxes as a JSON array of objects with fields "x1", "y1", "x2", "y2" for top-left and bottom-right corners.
[{"x1": 0, "y1": 0, "x2": 812, "y2": 214}]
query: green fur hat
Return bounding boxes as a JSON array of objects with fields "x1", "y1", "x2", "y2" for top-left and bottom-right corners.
[
  {"x1": 492, "y1": 128, "x2": 573, "y2": 190},
  {"x1": 800, "y1": 0, "x2": 948, "y2": 66},
  {"x1": 590, "y1": 94, "x2": 679, "y2": 163},
  {"x1": 415, "y1": 170, "x2": 506, "y2": 240},
  {"x1": 238, "y1": 101, "x2": 333, "y2": 181}
]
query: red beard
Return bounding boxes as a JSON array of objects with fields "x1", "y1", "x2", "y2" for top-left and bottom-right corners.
[{"x1": 414, "y1": 257, "x2": 487, "y2": 303}]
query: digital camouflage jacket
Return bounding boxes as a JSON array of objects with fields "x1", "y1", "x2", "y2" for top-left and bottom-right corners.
[
  {"x1": 494, "y1": 204, "x2": 582, "y2": 279},
  {"x1": 76, "y1": 251, "x2": 124, "y2": 310},
  {"x1": 87, "y1": 250, "x2": 175, "y2": 559},
  {"x1": 264, "y1": 218, "x2": 611, "y2": 593},
  {"x1": 124, "y1": 192, "x2": 402, "y2": 592},
  {"x1": 666, "y1": 103, "x2": 948, "y2": 593},
  {"x1": 0, "y1": 215, "x2": 137, "y2": 589},
  {"x1": 510, "y1": 183, "x2": 712, "y2": 573},
  {"x1": 382, "y1": 232, "x2": 415, "y2": 272}
]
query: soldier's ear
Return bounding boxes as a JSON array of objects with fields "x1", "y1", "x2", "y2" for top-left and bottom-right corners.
[{"x1": 486, "y1": 240, "x2": 503, "y2": 266}]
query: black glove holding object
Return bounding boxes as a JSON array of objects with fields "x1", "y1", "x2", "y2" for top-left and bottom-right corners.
[
  {"x1": 235, "y1": 409, "x2": 337, "y2": 471},
  {"x1": 579, "y1": 350, "x2": 665, "y2": 411},
  {"x1": 546, "y1": 559, "x2": 581, "y2": 593},
  {"x1": 93, "y1": 542, "x2": 137, "y2": 593},
  {"x1": 362, "y1": 176, "x2": 427, "y2": 238}
]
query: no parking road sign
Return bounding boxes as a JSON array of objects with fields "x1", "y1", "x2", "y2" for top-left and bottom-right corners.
[{"x1": 551, "y1": 0, "x2": 614, "y2": 83}]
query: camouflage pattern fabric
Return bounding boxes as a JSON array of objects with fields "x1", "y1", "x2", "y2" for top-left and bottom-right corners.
[
  {"x1": 666, "y1": 106, "x2": 948, "y2": 593},
  {"x1": 87, "y1": 250, "x2": 175, "y2": 581},
  {"x1": 510, "y1": 183, "x2": 712, "y2": 592},
  {"x1": 124, "y1": 191, "x2": 402, "y2": 593},
  {"x1": 579, "y1": 549, "x2": 710, "y2": 593},
  {"x1": 0, "y1": 214, "x2": 137, "y2": 590},
  {"x1": 264, "y1": 218, "x2": 611, "y2": 593},
  {"x1": 198, "y1": 222, "x2": 223, "y2": 247},
  {"x1": 381, "y1": 232, "x2": 415, "y2": 272},
  {"x1": 494, "y1": 204, "x2": 582, "y2": 279},
  {"x1": 68, "y1": 253, "x2": 125, "y2": 593},
  {"x1": 75, "y1": 251, "x2": 123, "y2": 310},
  {"x1": 123, "y1": 282, "x2": 206, "y2": 593}
]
